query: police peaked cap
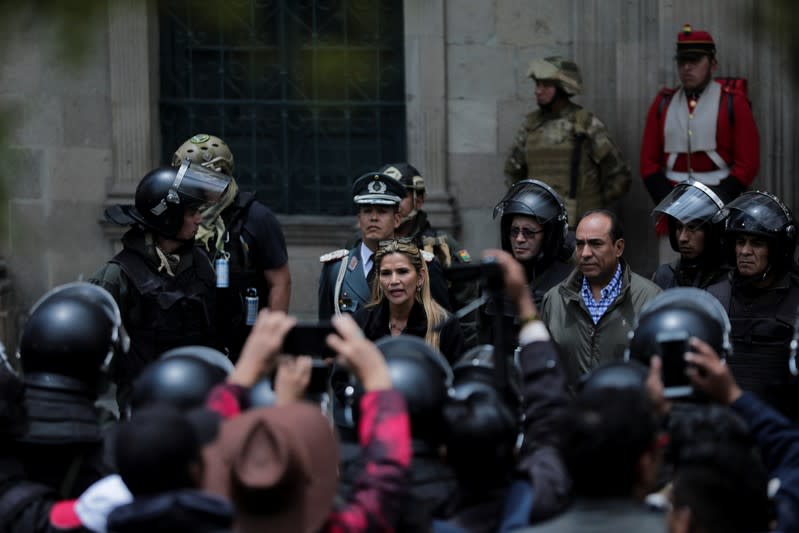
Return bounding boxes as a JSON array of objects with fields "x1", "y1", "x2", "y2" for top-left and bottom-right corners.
[{"x1": 351, "y1": 172, "x2": 405, "y2": 206}]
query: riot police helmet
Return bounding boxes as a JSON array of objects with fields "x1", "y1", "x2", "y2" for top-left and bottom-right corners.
[
  {"x1": 443, "y1": 345, "x2": 519, "y2": 483},
  {"x1": 131, "y1": 346, "x2": 232, "y2": 411},
  {"x1": 172, "y1": 133, "x2": 235, "y2": 176},
  {"x1": 128, "y1": 162, "x2": 231, "y2": 239},
  {"x1": 349, "y1": 335, "x2": 452, "y2": 443},
  {"x1": 577, "y1": 360, "x2": 649, "y2": 394},
  {"x1": 714, "y1": 190, "x2": 797, "y2": 272},
  {"x1": 626, "y1": 288, "x2": 731, "y2": 398},
  {"x1": 20, "y1": 283, "x2": 127, "y2": 392},
  {"x1": 526, "y1": 56, "x2": 583, "y2": 96},
  {"x1": 494, "y1": 179, "x2": 569, "y2": 264},
  {"x1": 652, "y1": 178, "x2": 725, "y2": 253}
]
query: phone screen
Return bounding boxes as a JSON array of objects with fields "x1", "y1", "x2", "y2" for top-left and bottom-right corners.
[
  {"x1": 282, "y1": 322, "x2": 337, "y2": 358},
  {"x1": 658, "y1": 338, "x2": 692, "y2": 398}
]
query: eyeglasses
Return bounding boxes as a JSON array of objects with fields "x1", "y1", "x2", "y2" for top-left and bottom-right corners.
[{"x1": 510, "y1": 227, "x2": 544, "y2": 239}]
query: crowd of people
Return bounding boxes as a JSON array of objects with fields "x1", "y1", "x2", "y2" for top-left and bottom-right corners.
[{"x1": 1, "y1": 22, "x2": 798, "y2": 533}]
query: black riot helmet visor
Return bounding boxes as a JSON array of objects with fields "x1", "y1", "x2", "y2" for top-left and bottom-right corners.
[
  {"x1": 493, "y1": 179, "x2": 567, "y2": 225},
  {"x1": 172, "y1": 160, "x2": 232, "y2": 207},
  {"x1": 714, "y1": 191, "x2": 795, "y2": 236},
  {"x1": 652, "y1": 179, "x2": 724, "y2": 228}
]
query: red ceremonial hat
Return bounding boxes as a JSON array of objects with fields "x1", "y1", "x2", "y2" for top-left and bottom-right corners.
[{"x1": 676, "y1": 23, "x2": 716, "y2": 59}]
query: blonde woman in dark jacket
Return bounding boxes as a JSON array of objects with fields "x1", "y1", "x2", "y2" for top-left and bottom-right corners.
[{"x1": 354, "y1": 238, "x2": 464, "y2": 365}]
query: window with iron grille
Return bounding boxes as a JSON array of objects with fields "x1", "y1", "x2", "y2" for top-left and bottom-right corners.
[{"x1": 159, "y1": 0, "x2": 406, "y2": 215}]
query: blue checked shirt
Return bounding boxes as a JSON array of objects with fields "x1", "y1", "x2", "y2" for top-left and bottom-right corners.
[{"x1": 581, "y1": 263, "x2": 623, "y2": 324}]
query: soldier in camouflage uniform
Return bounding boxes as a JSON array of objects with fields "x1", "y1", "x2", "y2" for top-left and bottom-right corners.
[
  {"x1": 378, "y1": 162, "x2": 480, "y2": 347},
  {"x1": 504, "y1": 57, "x2": 631, "y2": 228}
]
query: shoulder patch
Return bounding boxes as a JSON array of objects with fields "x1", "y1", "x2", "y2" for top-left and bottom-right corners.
[
  {"x1": 456, "y1": 249, "x2": 472, "y2": 263},
  {"x1": 320, "y1": 249, "x2": 349, "y2": 263},
  {"x1": 421, "y1": 250, "x2": 435, "y2": 262}
]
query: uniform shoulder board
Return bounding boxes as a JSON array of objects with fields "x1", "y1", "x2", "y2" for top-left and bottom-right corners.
[
  {"x1": 320, "y1": 249, "x2": 349, "y2": 263},
  {"x1": 421, "y1": 250, "x2": 435, "y2": 262}
]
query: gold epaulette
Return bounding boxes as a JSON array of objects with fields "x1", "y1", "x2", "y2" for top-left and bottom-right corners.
[{"x1": 319, "y1": 249, "x2": 349, "y2": 263}]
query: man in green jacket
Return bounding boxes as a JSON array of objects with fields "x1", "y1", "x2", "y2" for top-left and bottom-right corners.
[{"x1": 541, "y1": 209, "x2": 661, "y2": 386}]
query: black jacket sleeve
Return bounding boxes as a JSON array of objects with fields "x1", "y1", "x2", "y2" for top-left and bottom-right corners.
[{"x1": 516, "y1": 339, "x2": 572, "y2": 522}]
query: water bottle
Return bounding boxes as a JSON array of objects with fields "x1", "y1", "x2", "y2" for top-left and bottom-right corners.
[
  {"x1": 245, "y1": 287, "x2": 259, "y2": 325},
  {"x1": 215, "y1": 256, "x2": 229, "y2": 288}
]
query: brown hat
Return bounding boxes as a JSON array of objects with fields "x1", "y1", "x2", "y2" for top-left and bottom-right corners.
[{"x1": 202, "y1": 403, "x2": 339, "y2": 533}]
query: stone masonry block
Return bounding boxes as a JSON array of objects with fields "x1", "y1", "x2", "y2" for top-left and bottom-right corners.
[
  {"x1": 448, "y1": 100, "x2": 497, "y2": 154},
  {"x1": 48, "y1": 147, "x2": 112, "y2": 203},
  {"x1": 459, "y1": 207, "x2": 502, "y2": 256},
  {"x1": 447, "y1": 44, "x2": 516, "y2": 101},
  {"x1": 63, "y1": 93, "x2": 112, "y2": 149},
  {"x1": 8, "y1": 200, "x2": 47, "y2": 259},
  {"x1": 8, "y1": 147, "x2": 44, "y2": 200},
  {"x1": 496, "y1": 0, "x2": 573, "y2": 47},
  {"x1": 449, "y1": 153, "x2": 506, "y2": 209},
  {"x1": 17, "y1": 97, "x2": 64, "y2": 148},
  {"x1": 446, "y1": 0, "x2": 496, "y2": 44}
]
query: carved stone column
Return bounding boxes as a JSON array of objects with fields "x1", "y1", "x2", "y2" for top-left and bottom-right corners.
[
  {"x1": 404, "y1": 0, "x2": 457, "y2": 234},
  {"x1": 106, "y1": 0, "x2": 160, "y2": 205}
]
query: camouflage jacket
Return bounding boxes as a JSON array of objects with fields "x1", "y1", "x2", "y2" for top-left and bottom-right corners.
[{"x1": 504, "y1": 101, "x2": 631, "y2": 226}]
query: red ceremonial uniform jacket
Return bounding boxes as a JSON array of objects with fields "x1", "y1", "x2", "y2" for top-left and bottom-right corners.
[{"x1": 640, "y1": 79, "x2": 759, "y2": 206}]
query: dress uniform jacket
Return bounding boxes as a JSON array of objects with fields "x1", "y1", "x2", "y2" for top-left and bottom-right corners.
[
  {"x1": 318, "y1": 245, "x2": 452, "y2": 320},
  {"x1": 640, "y1": 79, "x2": 759, "y2": 204}
]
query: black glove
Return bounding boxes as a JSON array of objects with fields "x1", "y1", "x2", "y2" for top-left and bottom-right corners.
[
  {"x1": 643, "y1": 171, "x2": 673, "y2": 205},
  {"x1": 711, "y1": 176, "x2": 746, "y2": 203}
]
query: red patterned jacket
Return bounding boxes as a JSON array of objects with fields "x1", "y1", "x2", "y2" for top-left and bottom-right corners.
[{"x1": 207, "y1": 384, "x2": 411, "y2": 532}]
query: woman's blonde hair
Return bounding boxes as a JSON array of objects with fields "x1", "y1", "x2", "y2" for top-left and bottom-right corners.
[{"x1": 370, "y1": 238, "x2": 448, "y2": 349}]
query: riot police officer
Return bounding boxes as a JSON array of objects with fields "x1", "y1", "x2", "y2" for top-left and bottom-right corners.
[
  {"x1": 172, "y1": 134, "x2": 291, "y2": 359},
  {"x1": 11, "y1": 283, "x2": 128, "y2": 498},
  {"x1": 483, "y1": 180, "x2": 572, "y2": 345},
  {"x1": 90, "y1": 162, "x2": 231, "y2": 397},
  {"x1": 626, "y1": 287, "x2": 732, "y2": 399},
  {"x1": 651, "y1": 178, "x2": 727, "y2": 289},
  {"x1": 340, "y1": 335, "x2": 458, "y2": 531},
  {"x1": 707, "y1": 190, "x2": 799, "y2": 418}
]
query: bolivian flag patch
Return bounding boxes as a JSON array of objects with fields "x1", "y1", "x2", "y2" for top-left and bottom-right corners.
[{"x1": 457, "y1": 249, "x2": 471, "y2": 263}]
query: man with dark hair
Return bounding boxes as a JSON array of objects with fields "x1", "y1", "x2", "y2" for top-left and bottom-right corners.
[
  {"x1": 514, "y1": 387, "x2": 664, "y2": 531},
  {"x1": 651, "y1": 179, "x2": 727, "y2": 289},
  {"x1": 542, "y1": 210, "x2": 660, "y2": 385},
  {"x1": 106, "y1": 406, "x2": 233, "y2": 532},
  {"x1": 669, "y1": 464, "x2": 770, "y2": 533}
]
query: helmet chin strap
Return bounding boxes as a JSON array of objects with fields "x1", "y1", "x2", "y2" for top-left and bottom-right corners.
[
  {"x1": 399, "y1": 190, "x2": 419, "y2": 225},
  {"x1": 399, "y1": 209, "x2": 418, "y2": 226}
]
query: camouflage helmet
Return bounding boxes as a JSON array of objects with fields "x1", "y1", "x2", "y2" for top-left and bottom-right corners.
[
  {"x1": 378, "y1": 163, "x2": 425, "y2": 194},
  {"x1": 171, "y1": 133, "x2": 234, "y2": 176},
  {"x1": 526, "y1": 56, "x2": 582, "y2": 96}
]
